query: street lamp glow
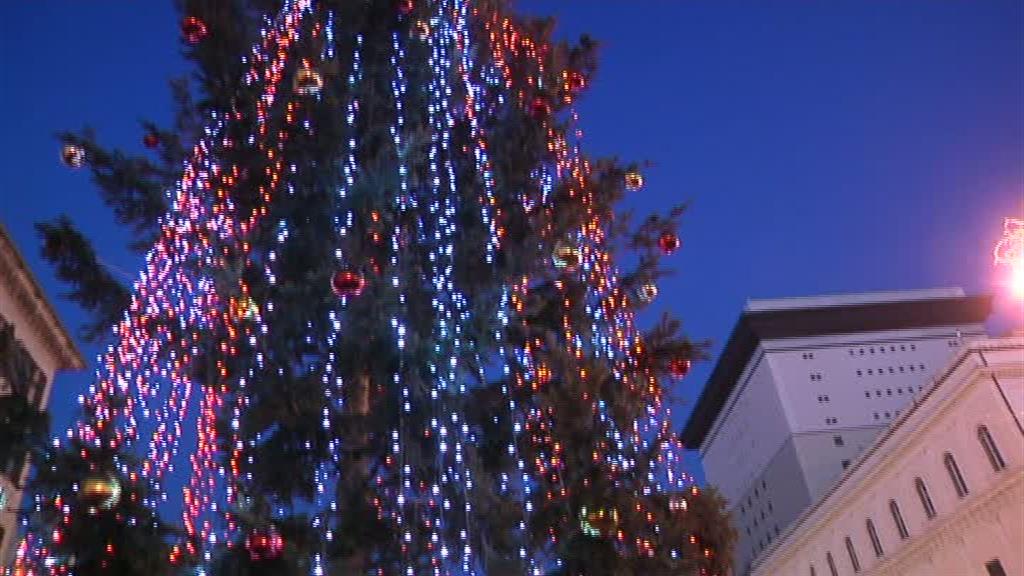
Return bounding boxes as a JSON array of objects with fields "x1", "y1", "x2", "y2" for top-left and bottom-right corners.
[
  {"x1": 994, "y1": 218, "x2": 1024, "y2": 301},
  {"x1": 1010, "y1": 264, "x2": 1024, "y2": 300}
]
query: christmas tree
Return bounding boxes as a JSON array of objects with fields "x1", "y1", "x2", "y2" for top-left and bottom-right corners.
[{"x1": 14, "y1": 1, "x2": 735, "y2": 574}]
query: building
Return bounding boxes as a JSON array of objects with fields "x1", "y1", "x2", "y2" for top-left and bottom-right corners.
[
  {"x1": 680, "y1": 288, "x2": 993, "y2": 575},
  {"x1": 0, "y1": 225, "x2": 84, "y2": 563},
  {"x1": 751, "y1": 335, "x2": 1023, "y2": 576}
]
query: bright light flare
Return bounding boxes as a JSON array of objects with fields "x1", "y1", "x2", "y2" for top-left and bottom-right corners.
[
  {"x1": 995, "y1": 218, "x2": 1024, "y2": 300},
  {"x1": 1010, "y1": 263, "x2": 1024, "y2": 300}
]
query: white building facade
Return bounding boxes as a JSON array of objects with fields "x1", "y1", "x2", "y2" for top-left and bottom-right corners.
[
  {"x1": 680, "y1": 289, "x2": 993, "y2": 575},
  {"x1": 752, "y1": 336, "x2": 1023, "y2": 576},
  {"x1": 0, "y1": 225, "x2": 83, "y2": 563}
]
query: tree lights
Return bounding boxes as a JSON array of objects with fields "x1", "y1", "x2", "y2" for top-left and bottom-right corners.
[{"x1": 19, "y1": 0, "x2": 733, "y2": 574}]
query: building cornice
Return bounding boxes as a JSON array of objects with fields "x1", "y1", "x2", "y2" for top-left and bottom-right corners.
[
  {"x1": 752, "y1": 337, "x2": 1024, "y2": 574},
  {"x1": 681, "y1": 293, "x2": 993, "y2": 447},
  {"x1": 0, "y1": 223, "x2": 84, "y2": 372}
]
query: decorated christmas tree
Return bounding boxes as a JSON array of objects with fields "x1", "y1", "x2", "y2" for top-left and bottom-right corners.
[{"x1": 14, "y1": 1, "x2": 734, "y2": 574}]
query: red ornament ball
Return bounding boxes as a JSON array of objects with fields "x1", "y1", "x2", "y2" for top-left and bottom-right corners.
[
  {"x1": 332, "y1": 270, "x2": 366, "y2": 297},
  {"x1": 181, "y1": 16, "x2": 208, "y2": 44},
  {"x1": 530, "y1": 97, "x2": 551, "y2": 119},
  {"x1": 143, "y1": 132, "x2": 160, "y2": 149},
  {"x1": 61, "y1": 143, "x2": 86, "y2": 168},
  {"x1": 398, "y1": 0, "x2": 414, "y2": 14},
  {"x1": 658, "y1": 232, "x2": 681, "y2": 255},
  {"x1": 624, "y1": 170, "x2": 644, "y2": 191},
  {"x1": 669, "y1": 358, "x2": 692, "y2": 379},
  {"x1": 245, "y1": 528, "x2": 284, "y2": 561},
  {"x1": 566, "y1": 70, "x2": 586, "y2": 92}
]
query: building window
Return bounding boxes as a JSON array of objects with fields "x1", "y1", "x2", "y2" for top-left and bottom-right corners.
[
  {"x1": 842, "y1": 459, "x2": 851, "y2": 470},
  {"x1": 944, "y1": 453, "x2": 969, "y2": 498},
  {"x1": 810, "y1": 565, "x2": 817, "y2": 576},
  {"x1": 915, "y1": 478, "x2": 936, "y2": 519},
  {"x1": 864, "y1": 391, "x2": 870, "y2": 398},
  {"x1": 845, "y1": 536, "x2": 861, "y2": 572},
  {"x1": 978, "y1": 426, "x2": 1006, "y2": 471},
  {"x1": 833, "y1": 435, "x2": 844, "y2": 446},
  {"x1": 986, "y1": 559, "x2": 1007, "y2": 576},
  {"x1": 826, "y1": 551, "x2": 839, "y2": 576},
  {"x1": 889, "y1": 499, "x2": 909, "y2": 539},
  {"x1": 866, "y1": 519, "x2": 883, "y2": 557}
]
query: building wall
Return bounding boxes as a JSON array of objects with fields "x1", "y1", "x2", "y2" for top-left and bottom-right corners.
[
  {"x1": 701, "y1": 353, "x2": 795, "y2": 511},
  {"x1": 704, "y1": 325, "x2": 986, "y2": 574},
  {"x1": 0, "y1": 227, "x2": 83, "y2": 565},
  {"x1": 752, "y1": 337, "x2": 1024, "y2": 576}
]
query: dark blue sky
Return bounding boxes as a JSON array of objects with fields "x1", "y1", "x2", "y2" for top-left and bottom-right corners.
[{"x1": 2, "y1": 1, "x2": 1021, "y2": 480}]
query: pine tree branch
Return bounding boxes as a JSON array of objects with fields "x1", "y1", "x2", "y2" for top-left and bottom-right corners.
[{"x1": 36, "y1": 216, "x2": 131, "y2": 342}]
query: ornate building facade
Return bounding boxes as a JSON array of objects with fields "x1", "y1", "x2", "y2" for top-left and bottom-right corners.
[
  {"x1": 0, "y1": 225, "x2": 83, "y2": 563},
  {"x1": 752, "y1": 336, "x2": 1023, "y2": 576},
  {"x1": 681, "y1": 288, "x2": 992, "y2": 573}
]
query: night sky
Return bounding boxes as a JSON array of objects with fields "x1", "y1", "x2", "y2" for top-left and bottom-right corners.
[{"x1": 2, "y1": 1, "x2": 1021, "y2": 482}]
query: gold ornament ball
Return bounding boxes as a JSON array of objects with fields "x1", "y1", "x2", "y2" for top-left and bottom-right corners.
[
  {"x1": 294, "y1": 66, "x2": 324, "y2": 96},
  {"x1": 635, "y1": 282, "x2": 658, "y2": 304},
  {"x1": 624, "y1": 170, "x2": 644, "y2": 191},
  {"x1": 231, "y1": 296, "x2": 260, "y2": 322},
  {"x1": 414, "y1": 20, "x2": 431, "y2": 40},
  {"x1": 581, "y1": 506, "x2": 619, "y2": 538},
  {"x1": 552, "y1": 241, "x2": 582, "y2": 272},
  {"x1": 61, "y1": 143, "x2": 86, "y2": 168},
  {"x1": 79, "y1": 474, "x2": 121, "y2": 511}
]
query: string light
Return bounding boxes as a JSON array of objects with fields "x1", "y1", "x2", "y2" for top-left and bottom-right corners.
[{"x1": 19, "y1": 1, "x2": 712, "y2": 573}]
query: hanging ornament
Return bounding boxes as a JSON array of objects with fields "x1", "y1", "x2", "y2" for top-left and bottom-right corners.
[
  {"x1": 181, "y1": 16, "x2": 208, "y2": 44},
  {"x1": 669, "y1": 358, "x2": 692, "y2": 379},
  {"x1": 61, "y1": 143, "x2": 86, "y2": 168},
  {"x1": 293, "y1": 66, "x2": 323, "y2": 96},
  {"x1": 331, "y1": 270, "x2": 366, "y2": 297},
  {"x1": 580, "y1": 506, "x2": 619, "y2": 538},
  {"x1": 413, "y1": 19, "x2": 431, "y2": 40},
  {"x1": 624, "y1": 170, "x2": 644, "y2": 191},
  {"x1": 565, "y1": 70, "x2": 586, "y2": 92},
  {"x1": 79, "y1": 474, "x2": 121, "y2": 511},
  {"x1": 552, "y1": 241, "x2": 582, "y2": 272},
  {"x1": 245, "y1": 527, "x2": 284, "y2": 561},
  {"x1": 142, "y1": 132, "x2": 160, "y2": 149},
  {"x1": 398, "y1": 0, "x2": 414, "y2": 15},
  {"x1": 634, "y1": 282, "x2": 658, "y2": 305},
  {"x1": 230, "y1": 296, "x2": 260, "y2": 322},
  {"x1": 658, "y1": 232, "x2": 681, "y2": 255},
  {"x1": 530, "y1": 97, "x2": 552, "y2": 119}
]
